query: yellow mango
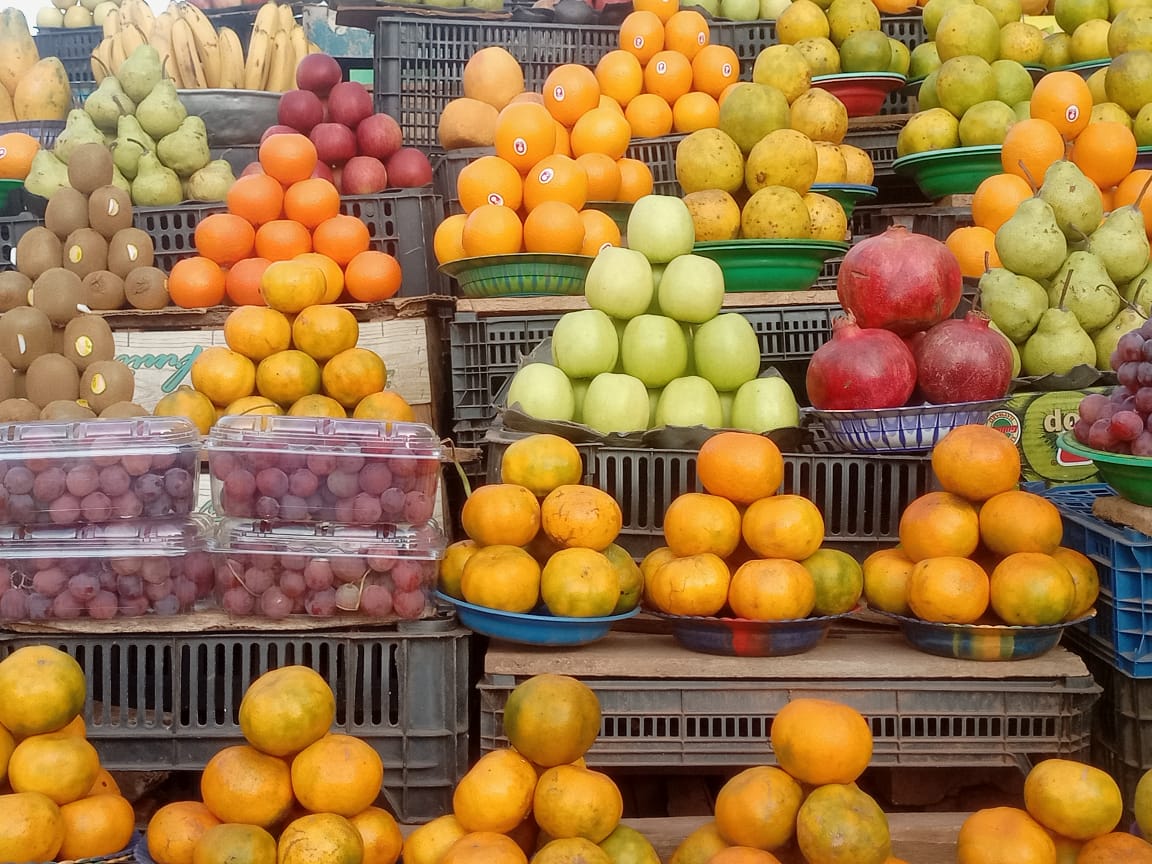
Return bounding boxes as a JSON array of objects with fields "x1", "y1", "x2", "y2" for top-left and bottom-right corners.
[{"x1": 13, "y1": 58, "x2": 71, "y2": 121}]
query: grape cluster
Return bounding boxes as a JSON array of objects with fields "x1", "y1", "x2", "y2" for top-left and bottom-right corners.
[
  {"x1": 0, "y1": 550, "x2": 214, "y2": 620},
  {"x1": 0, "y1": 451, "x2": 199, "y2": 525},
  {"x1": 208, "y1": 450, "x2": 438, "y2": 524},
  {"x1": 1074, "y1": 320, "x2": 1152, "y2": 455}
]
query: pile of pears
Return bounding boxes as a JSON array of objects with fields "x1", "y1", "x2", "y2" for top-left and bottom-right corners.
[
  {"x1": 24, "y1": 44, "x2": 236, "y2": 208},
  {"x1": 980, "y1": 157, "x2": 1152, "y2": 377}
]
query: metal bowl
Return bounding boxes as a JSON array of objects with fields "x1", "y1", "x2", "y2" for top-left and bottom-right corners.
[
  {"x1": 803, "y1": 399, "x2": 1009, "y2": 454},
  {"x1": 177, "y1": 89, "x2": 282, "y2": 147},
  {"x1": 649, "y1": 609, "x2": 857, "y2": 657},
  {"x1": 874, "y1": 610, "x2": 1096, "y2": 661}
]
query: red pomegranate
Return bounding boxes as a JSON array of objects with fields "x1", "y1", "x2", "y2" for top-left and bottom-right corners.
[
  {"x1": 806, "y1": 315, "x2": 919, "y2": 410},
  {"x1": 914, "y1": 311, "x2": 1014, "y2": 405}
]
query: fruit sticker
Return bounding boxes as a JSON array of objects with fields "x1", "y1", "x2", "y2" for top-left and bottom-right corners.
[
  {"x1": 553, "y1": 85, "x2": 566, "y2": 102},
  {"x1": 537, "y1": 167, "x2": 555, "y2": 186},
  {"x1": 513, "y1": 137, "x2": 528, "y2": 156},
  {"x1": 1066, "y1": 105, "x2": 1079, "y2": 123}
]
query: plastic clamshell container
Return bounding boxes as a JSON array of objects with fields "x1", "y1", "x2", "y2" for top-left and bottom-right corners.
[
  {"x1": 210, "y1": 519, "x2": 446, "y2": 621},
  {"x1": 0, "y1": 417, "x2": 202, "y2": 526},
  {"x1": 0, "y1": 517, "x2": 213, "y2": 621},
  {"x1": 205, "y1": 416, "x2": 442, "y2": 524}
]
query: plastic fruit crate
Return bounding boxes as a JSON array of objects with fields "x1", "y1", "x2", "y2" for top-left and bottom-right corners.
[
  {"x1": 0, "y1": 213, "x2": 39, "y2": 269},
  {"x1": 34, "y1": 26, "x2": 101, "y2": 100},
  {"x1": 0, "y1": 120, "x2": 67, "y2": 150},
  {"x1": 0, "y1": 623, "x2": 469, "y2": 823}
]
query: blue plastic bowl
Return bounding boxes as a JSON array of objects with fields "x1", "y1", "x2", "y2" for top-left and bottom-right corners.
[
  {"x1": 650, "y1": 609, "x2": 857, "y2": 657},
  {"x1": 875, "y1": 610, "x2": 1096, "y2": 661},
  {"x1": 435, "y1": 592, "x2": 639, "y2": 647}
]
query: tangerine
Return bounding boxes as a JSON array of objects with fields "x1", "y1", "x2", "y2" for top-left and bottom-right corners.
[
  {"x1": 200, "y1": 745, "x2": 294, "y2": 829},
  {"x1": 461, "y1": 483, "x2": 542, "y2": 546},
  {"x1": 979, "y1": 490, "x2": 1063, "y2": 555},
  {"x1": 146, "y1": 801, "x2": 221, "y2": 864},
  {"x1": 452, "y1": 749, "x2": 537, "y2": 833},
  {"x1": 741, "y1": 495, "x2": 825, "y2": 561},
  {"x1": 540, "y1": 484, "x2": 623, "y2": 551},
  {"x1": 771, "y1": 698, "x2": 873, "y2": 785},
  {"x1": 0, "y1": 646, "x2": 86, "y2": 737},
  {"x1": 663, "y1": 492, "x2": 743, "y2": 558},
  {"x1": 503, "y1": 673, "x2": 601, "y2": 768},
  {"x1": 322, "y1": 347, "x2": 388, "y2": 409},
  {"x1": 533, "y1": 764, "x2": 623, "y2": 843},
  {"x1": 647, "y1": 553, "x2": 731, "y2": 616},
  {"x1": 540, "y1": 547, "x2": 619, "y2": 617},
  {"x1": 931, "y1": 424, "x2": 1021, "y2": 502},
  {"x1": 989, "y1": 552, "x2": 1075, "y2": 625},
  {"x1": 313, "y1": 214, "x2": 371, "y2": 267},
  {"x1": 352, "y1": 390, "x2": 416, "y2": 422},
  {"x1": 460, "y1": 545, "x2": 541, "y2": 613},
  {"x1": 293, "y1": 252, "x2": 345, "y2": 303},
  {"x1": 714, "y1": 766, "x2": 803, "y2": 851},
  {"x1": 239, "y1": 666, "x2": 336, "y2": 757},
  {"x1": 349, "y1": 806, "x2": 403, "y2": 864},
  {"x1": 1023, "y1": 758, "x2": 1122, "y2": 841},
  {"x1": 195, "y1": 213, "x2": 256, "y2": 267},
  {"x1": 255, "y1": 350, "x2": 322, "y2": 407},
  {"x1": 226, "y1": 173, "x2": 284, "y2": 227},
  {"x1": 291, "y1": 733, "x2": 384, "y2": 818},
  {"x1": 697, "y1": 431, "x2": 784, "y2": 504},
  {"x1": 861, "y1": 547, "x2": 914, "y2": 615},
  {"x1": 728, "y1": 558, "x2": 816, "y2": 620},
  {"x1": 956, "y1": 807, "x2": 1056, "y2": 864},
  {"x1": 906, "y1": 556, "x2": 990, "y2": 624},
  {"x1": 190, "y1": 347, "x2": 256, "y2": 407},
  {"x1": 500, "y1": 433, "x2": 584, "y2": 497},
  {"x1": 898, "y1": 491, "x2": 981, "y2": 562}
]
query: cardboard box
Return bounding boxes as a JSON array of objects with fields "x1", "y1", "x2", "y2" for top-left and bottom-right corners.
[{"x1": 986, "y1": 389, "x2": 1105, "y2": 485}]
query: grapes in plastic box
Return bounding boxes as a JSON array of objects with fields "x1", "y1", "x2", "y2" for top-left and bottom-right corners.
[
  {"x1": 209, "y1": 519, "x2": 446, "y2": 620},
  {"x1": 205, "y1": 416, "x2": 442, "y2": 524}
]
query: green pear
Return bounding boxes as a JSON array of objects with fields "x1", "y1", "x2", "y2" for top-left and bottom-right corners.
[
  {"x1": 1021, "y1": 306, "x2": 1097, "y2": 375},
  {"x1": 989, "y1": 321, "x2": 1022, "y2": 377},
  {"x1": 118, "y1": 43, "x2": 163, "y2": 105},
  {"x1": 994, "y1": 196, "x2": 1068, "y2": 281},
  {"x1": 131, "y1": 151, "x2": 183, "y2": 207},
  {"x1": 53, "y1": 109, "x2": 107, "y2": 165},
  {"x1": 111, "y1": 114, "x2": 155, "y2": 181},
  {"x1": 136, "y1": 79, "x2": 187, "y2": 141},
  {"x1": 184, "y1": 159, "x2": 235, "y2": 202},
  {"x1": 978, "y1": 267, "x2": 1048, "y2": 342},
  {"x1": 1039, "y1": 159, "x2": 1104, "y2": 241},
  {"x1": 1124, "y1": 265, "x2": 1152, "y2": 313},
  {"x1": 23, "y1": 149, "x2": 70, "y2": 199},
  {"x1": 83, "y1": 76, "x2": 134, "y2": 134},
  {"x1": 1089, "y1": 199, "x2": 1151, "y2": 284},
  {"x1": 1048, "y1": 251, "x2": 1123, "y2": 333},
  {"x1": 157, "y1": 116, "x2": 210, "y2": 178}
]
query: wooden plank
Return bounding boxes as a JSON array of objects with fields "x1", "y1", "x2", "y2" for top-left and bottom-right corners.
[
  {"x1": 454, "y1": 290, "x2": 841, "y2": 317},
  {"x1": 484, "y1": 629, "x2": 1092, "y2": 681},
  {"x1": 1092, "y1": 494, "x2": 1152, "y2": 538}
]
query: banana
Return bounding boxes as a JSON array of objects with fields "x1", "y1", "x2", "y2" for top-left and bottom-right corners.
[
  {"x1": 243, "y1": 25, "x2": 272, "y2": 91},
  {"x1": 172, "y1": 17, "x2": 207, "y2": 89},
  {"x1": 119, "y1": 22, "x2": 146, "y2": 58},
  {"x1": 150, "y1": 13, "x2": 180, "y2": 84},
  {"x1": 289, "y1": 24, "x2": 308, "y2": 77},
  {"x1": 307, "y1": 40, "x2": 322, "y2": 55},
  {"x1": 179, "y1": 3, "x2": 222, "y2": 88},
  {"x1": 131, "y1": 0, "x2": 155, "y2": 40},
  {"x1": 91, "y1": 37, "x2": 114, "y2": 84},
  {"x1": 216, "y1": 26, "x2": 244, "y2": 90},
  {"x1": 276, "y1": 3, "x2": 294, "y2": 35},
  {"x1": 109, "y1": 29, "x2": 128, "y2": 74},
  {"x1": 266, "y1": 29, "x2": 292, "y2": 92},
  {"x1": 253, "y1": 1, "x2": 279, "y2": 34},
  {"x1": 101, "y1": 9, "x2": 119, "y2": 39}
]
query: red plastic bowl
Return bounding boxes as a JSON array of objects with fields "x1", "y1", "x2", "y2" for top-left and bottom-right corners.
[{"x1": 811, "y1": 72, "x2": 907, "y2": 117}]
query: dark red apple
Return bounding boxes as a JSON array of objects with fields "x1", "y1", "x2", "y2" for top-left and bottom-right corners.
[
  {"x1": 384, "y1": 148, "x2": 432, "y2": 188},
  {"x1": 327, "y1": 81, "x2": 374, "y2": 130},
  {"x1": 260, "y1": 124, "x2": 299, "y2": 143},
  {"x1": 296, "y1": 53, "x2": 343, "y2": 97},
  {"x1": 241, "y1": 162, "x2": 265, "y2": 177},
  {"x1": 278, "y1": 89, "x2": 325, "y2": 134},
  {"x1": 356, "y1": 113, "x2": 403, "y2": 162},
  {"x1": 341, "y1": 156, "x2": 388, "y2": 195},
  {"x1": 310, "y1": 122, "x2": 357, "y2": 166},
  {"x1": 311, "y1": 161, "x2": 335, "y2": 182},
  {"x1": 331, "y1": 165, "x2": 343, "y2": 190}
]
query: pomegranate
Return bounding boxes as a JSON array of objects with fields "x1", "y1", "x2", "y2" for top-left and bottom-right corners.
[
  {"x1": 836, "y1": 225, "x2": 963, "y2": 336},
  {"x1": 914, "y1": 311, "x2": 1013, "y2": 405},
  {"x1": 806, "y1": 315, "x2": 918, "y2": 410}
]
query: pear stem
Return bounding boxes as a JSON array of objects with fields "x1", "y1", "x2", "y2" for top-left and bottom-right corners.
[
  {"x1": 1018, "y1": 160, "x2": 1039, "y2": 194},
  {"x1": 1134, "y1": 174, "x2": 1152, "y2": 211},
  {"x1": 1057, "y1": 269, "x2": 1073, "y2": 310}
]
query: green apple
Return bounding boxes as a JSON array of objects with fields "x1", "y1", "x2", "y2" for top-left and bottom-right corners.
[
  {"x1": 551, "y1": 309, "x2": 619, "y2": 379},
  {"x1": 655, "y1": 376, "x2": 724, "y2": 428},
  {"x1": 730, "y1": 376, "x2": 801, "y2": 432},
  {"x1": 506, "y1": 363, "x2": 575, "y2": 421},
  {"x1": 621, "y1": 314, "x2": 689, "y2": 387},
  {"x1": 658, "y1": 254, "x2": 725, "y2": 324},
  {"x1": 585, "y1": 246, "x2": 654, "y2": 320},
  {"x1": 582, "y1": 373, "x2": 651, "y2": 434}
]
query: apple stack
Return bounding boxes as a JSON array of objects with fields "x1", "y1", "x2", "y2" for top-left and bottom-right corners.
[{"x1": 503, "y1": 194, "x2": 802, "y2": 437}]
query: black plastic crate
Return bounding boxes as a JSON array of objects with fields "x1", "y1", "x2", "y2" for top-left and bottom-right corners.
[
  {"x1": 35, "y1": 26, "x2": 101, "y2": 98},
  {"x1": 0, "y1": 213, "x2": 41, "y2": 270},
  {"x1": 0, "y1": 622, "x2": 469, "y2": 823},
  {"x1": 134, "y1": 201, "x2": 229, "y2": 274},
  {"x1": 0, "y1": 119, "x2": 67, "y2": 150},
  {"x1": 844, "y1": 122, "x2": 904, "y2": 178}
]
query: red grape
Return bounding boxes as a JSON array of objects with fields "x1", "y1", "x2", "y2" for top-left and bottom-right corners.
[
  {"x1": 144, "y1": 579, "x2": 173, "y2": 602},
  {"x1": 222, "y1": 587, "x2": 256, "y2": 615},
  {"x1": 1110, "y1": 410, "x2": 1144, "y2": 442},
  {"x1": 305, "y1": 589, "x2": 337, "y2": 617},
  {"x1": 331, "y1": 556, "x2": 367, "y2": 584},
  {"x1": 0, "y1": 590, "x2": 28, "y2": 618},
  {"x1": 1073, "y1": 418, "x2": 1092, "y2": 445},
  {"x1": 279, "y1": 569, "x2": 307, "y2": 599},
  {"x1": 86, "y1": 590, "x2": 118, "y2": 619},
  {"x1": 256, "y1": 467, "x2": 290, "y2": 498},
  {"x1": 1133, "y1": 431, "x2": 1152, "y2": 456},
  {"x1": 326, "y1": 471, "x2": 360, "y2": 499},
  {"x1": 140, "y1": 558, "x2": 171, "y2": 584},
  {"x1": 98, "y1": 464, "x2": 132, "y2": 497},
  {"x1": 359, "y1": 584, "x2": 393, "y2": 616},
  {"x1": 241, "y1": 566, "x2": 275, "y2": 595},
  {"x1": 111, "y1": 492, "x2": 143, "y2": 519},
  {"x1": 80, "y1": 492, "x2": 113, "y2": 523},
  {"x1": 335, "y1": 583, "x2": 361, "y2": 611},
  {"x1": 66, "y1": 464, "x2": 99, "y2": 498},
  {"x1": 260, "y1": 586, "x2": 293, "y2": 619},
  {"x1": 5, "y1": 466, "x2": 34, "y2": 495},
  {"x1": 32, "y1": 468, "x2": 66, "y2": 502},
  {"x1": 404, "y1": 491, "x2": 434, "y2": 523},
  {"x1": 1089, "y1": 418, "x2": 1117, "y2": 450},
  {"x1": 121, "y1": 454, "x2": 152, "y2": 476},
  {"x1": 51, "y1": 592, "x2": 83, "y2": 619},
  {"x1": 359, "y1": 463, "x2": 393, "y2": 496},
  {"x1": 289, "y1": 469, "x2": 320, "y2": 498},
  {"x1": 304, "y1": 560, "x2": 334, "y2": 591},
  {"x1": 1120, "y1": 362, "x2": 1141, "y2": 390},
  {"x1": 392, "y1": 560, "x2": 425, "y2": 593},
  {"x1": 32, "y1": 567, "x2": 67, "y2": 597},
  {"x1": 393, "y1": 589, "x2": 427, "y2": 619},
  {"x1": 68, "y1": 573, "x2": 99, "y2": 601},
  {"x1": 1118, "y1": 331, "x2": 1145, "y2": 363}
]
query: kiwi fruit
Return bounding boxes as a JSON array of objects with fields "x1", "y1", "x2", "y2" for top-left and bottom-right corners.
[
  {"x1": 67, "y1": 143, "x2": 114, "y2": 194},
  {"x1": 30, "y1": 268, "x2": 84, "y2": 325},
  {"x1": 0, "y1": 398, "x2": 43, "y2": 422},
  {"x1": 24, "y1": 352, "x2": 80, "y2": 408},
  {"x1": 87, "y1": 185, "x2": 133, "y2": 239},
  {"x1": 41, "y1": 400, "x2": 97, "y2": 420},
  {"x1": 62, "y1": 228, "x2": 109, "y2": 280},
  {"x1": 107, "y1": 228, "x2": 154, "y2": 278},
  {"x1": 81, "y1": 270, "x2": 125, "y2": 311},
  {"x1": 44, "y1": 187, "x2": 90, "y2": 240},
  {"x1": 99, "y1": 400, "x2": 148, "y2": 418},
  {"x1": 0, "y1": 306, "x2": 54, "y2": 371},
  {"x1": 63, "y1": 314, "x2": 114, "y2": 371},
  {"x1": 80, "y1": 359, "x2": 135, "y2": 413},
  {"x1": 0, "y1": 355, "x2": 14, "y2": 402},
  {"x1": 15, "y1": 227, "x2": 64, "y2": 281},
  {"x1": 124, "y1": 266, "x2": 170, "y2": 310},
  {"x1": 0, "y1": 272, "x2": 31, "y2": 312}
]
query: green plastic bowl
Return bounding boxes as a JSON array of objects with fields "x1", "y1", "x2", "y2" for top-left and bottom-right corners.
[
  {"x1": 809, "y1": 183, "x2": 878, "y2": 221},
  {"x1": 439, "y1": 253, "x2": 595, "y2": 298},
  {"x1": 892, "y1": 144, "x2": 1003, "y2": 199},
  {"x1": 692, "y1": 239, "x2": 850, "y2": 293},
  {"x1": 0, "y1": 178, "x2": 23, "y2": 217},
  {"x1": 1051, "y1": 58, "x2": 1110, "y2": 78},
  {"x1": 1057, "y1": 433, "x2": 1152, "y2": 506}
]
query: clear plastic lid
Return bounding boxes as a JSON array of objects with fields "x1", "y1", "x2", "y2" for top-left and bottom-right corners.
[
  {"x1": 205, "y1": 416, "x2": 442, "y2": 458},
  {"x1": 209, "y1": 519, "x2": 446, "y2": 559},
  {"x1": 0, "y1": 515, "x2": 210, "y2": 558},
  {"x1": 0, "y1": 417, "x2": 202, "y2": 456}
]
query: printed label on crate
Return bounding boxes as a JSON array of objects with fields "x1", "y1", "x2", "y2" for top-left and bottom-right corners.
[
  {"x1": 986, "y1": 389, "x2": 1104, "y2": 485},
  {"x1": 114, "y1": 318, "x2": 433, "y2": 411}
]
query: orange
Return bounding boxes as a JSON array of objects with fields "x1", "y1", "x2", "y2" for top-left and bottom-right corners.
[
  {"x1": 673, "y1": 91, "x2": 721, "y2": 133},
  {"x1": 1077, "y1": 833, "x2": 1152, "y2": 863},
  {"x1": 495, "y1": 102, "x2": 558, "y2": 174},
  {"x1": 714, "y1": 766, "x2": 803, "y2": 851},
  {"x1": 945, "y1": 226, "x2": 1001, "y2": 278},
  {"x1": 154, "y1": 386, "x2": 217, "y2": 436},
  {"x1": 8, "y1": 733, "x2": 100, "y2": 805},
  {"x1": 277, "y1": 814, "x2": 365, "y2": 864},
  {"x1": 452, "y1": 749, "x2": 537, "y2": 833},
  {"x1": 523, "y1": 154, "x2": 589, "y2": 211},
  {"x1": 1000, "y1": 118, "x2": 1066, "y2": 186},
  {"x1": 861, "y1": 547, "x2": 915, "y2": 616},
  {"x1": 239, "y1": 666, "x2": 335, "y2": 757},
  {"x1": 692, "y1": 44, "x2": 741, "y2": 99},
  {"x1": 260, "y1": 259, "x2": 326, "y2": 312},
  {"x1": 259, "y1": 133, "x2": 318, "y2": 185},
  {"x1": 619, "y1": 11, "x2": 665, "y2": 65},
  {"x1": 225, "y1": 256, "x2": 273, "y2": 306},
  {"x1": 742, "y1": 495, "x2": 824, "y2": 561},
  {"x1": 698, "y1": 432, "x2": 784, "y2": 505},
  {"x1": 543, "y1": 64, "x2": 602, "y2": 128},
  {"x1": 599, "y1": 94, "x2": 625, "y2": 114},
  {"x1": 634, "y1": 0, "x2": 677, "y2": 22},
  {"x1": 670, "y1": 822, "x2": 729, "y2": 863},
  {"x1": 576, "y1": 152, "x2": 621, "y2": 201},
  {"x1": 226, "y1": 173, "x2": 284, "y2": 227},
  {"x1": 502, "y1": 673, "x2": 600, "y2": 768},
  {"x1": 190, "y1": 824, "x2": 276, "y2": 864},
  {"x1": 190, "y1": 346, "x2": 256, "y2": 406},
  {"x1": 709, "y1": 850, "x2": 783, "y2": 864},
  {"x1": 0, "y1": 646, "x2": 86, "y2": 737},
  {"x1": 1071, "y1": 121, "x2": 1138, "y2": 189},
  {"x1": 664, "y1": 9, "x2": 710, "y2": 59},
  {"x1": 353, "y1": 390, "x2": 416, "y2": 421},
  {"x1": 1024, "y1": 758, "x2": 1122, "y2": 841},
  {"x1": 350, "y1": 807, "x2": 403, "y2": 864},
  {"x1": 255, "y1": 350, "x2": 323, "y2": 407},
  {"x1": 0, "y1": 791, "x2": 65, "y2": 863},
  {"x1": 462, "y1": 204, "x2": 523, "y2": 256},
  {"x1": 56, "y1": 715, "x2": 85, "y2": 738},
  {"x1": 644, "y1": 50, "x2": 694, "y2": 103},
  {"x1": 291, "y1": 734, "x2": 383, "y2": 817},
  {"x1": 1051, "y1": 546, "x2": 1100, "y2": 619},
  {"x1": 595, "y1": 50, "x2": 644, "y2": 108},
  {"x1": 287, "y1": 394, "x2": 347, "y2": 417},
  {"x1": 294, "y1": 251, "x2": 344, "y2": 303},
  {"x1": 146, "y1": 801, "x2": 221, "y2": 864},
  {"x1": 956, "y1": 807, "x2": 1056, "y2": 864},
  {"x1": 457, "y1": 155, "x2": 524, "y2": 212},
  {"x1": 579, "y1": 209, "x2": 622, "y2": 254},
  {"x1": 931, "y1": 424, "x2": 1021, "y2": 502},
  {"x1": 906, "y1": 556, "x2": 990, "y2": 624},
  {"x1": 616, "y1": 158, "x2": 654, "y2": 202},
  {"x1": 523, "y1": 201, "x2": 586, "y2": 254},
  {"x1": 553, "y1": 121, "x2": 572, "y2": 157},
  {"x1": 223, "y1": 395, "x2": 283, "y2": 417},
  {"x1": 625, "y1": 93, "x2": 675, "y2": 139},
  {"x1": 441, "y1": 832, "x2": 527, "y2": 864},
  {"x1": 972, "y1": 173, "x2": 1034, "y2": 232},
  {"x1": 647, "y1": 553, "x2": 731, "y2": 616},
  {"x1": 283, "y1": 177, "x2": 342, "y2": 229},
  {"x1": 168, "y1": 256, "x2": 226, "y2": 308},
  {"x1": 663, "y1": 491, "x2": 743, "y2": 558},
  {"x1": 254, "y1": 219, "x2": 312, "y2": 261},
  {"x1": 291, "y1": 304, "x2": 359, "y2": 362},
  {"x1": 978, "y1": 489, "x2": 1063, "y2": 555},
  {"x1": 344, "y1": 250, "x2": 403, "y2": 302},
  {"x1": 434, "y1": 213, "x2": 468, "y2": 265},
  {"x1": 404, "y1": 815, "x2": 468, "y2": 864},
  {"x1": 88, "y1": 767, "x2": 120, "y2": 796},
  {"x1": 541, "y1": 484, "x2": 623, "y2": 551},
  {"x1": 322, "y1": 347, "x2": 388, "y2": 409},
  {"x1": 571, "y1": 107, "x2": 632, "y2": 160},
  {"x1": 0, "y1": 132, "x2": 39, "y2": 180},
  {"x1": 801, "y1": 547, "x2": 864, "y2": 615},
  {"x1": 728, "y1": 558, "x2": 816, "y2": 621},
  {"x1": 541, "y1": 547, "x2": 619, "y2": 617},
  {"x1": 58, "y1": 793, "x2": 137, "y2": 859},
  {"x1": 313, "y1": 214, "x2": 371, "y2": 267},
  {"x1": 796, "y1": 784, "x2": 891, "y2": 864},
  {"x1": 989, "y1": 552, "x2": 1076, "y2": 625},
  {"x1": 438, "y1": 540, "x2": 478, "y2": 600},
  {"x1": 460, "y1": 545, "x2": 542, "y2": 612},
  {"x1": 1114, "y1": 169, "x2": 1152, "y2": 236},
  {"x1": 897, "y1": 491, "x2": 981, "y2": 562},
  {"x1": 533, "y1": 764, "x2": 623, "y2": 843},
  {"x1": 1030, "y1": 70, "x2": 1092, "y2": 140},
  {"x1": 771, "y1": 698, "x2": 873, "y2": 785},
  {"x1": 461, "y1": 484, "x2": 542, "y2": 547},
  {"x1": 200, "y1": 745, "x2": 294, "y2": 829}
]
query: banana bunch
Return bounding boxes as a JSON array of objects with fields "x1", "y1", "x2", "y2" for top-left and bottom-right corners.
[{"x1": 91, "y1": 0, "x2": 317, "y2": 93}]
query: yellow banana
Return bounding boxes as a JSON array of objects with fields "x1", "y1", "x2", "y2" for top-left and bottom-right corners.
[
  {"x1": 101, "y1": 9, "x2": 120, "y2": 39},
  {"x1": 91, "y1": 37, "x2": 114, "y2": 84},
  {"x1": 307, "y1": 40, "x2": 322, "y2": 55},
  {"x1": 172, "y1": 17, "x2": 207, "y2": 88},
  {"x1": 179, "y1": 3, "x2": 222, "y2": 88},
  {"x1": 216, "y1": 26, "x2": 244, "y2": 89},
  {"x1": 289, "y1": 24, "x2": 308, "y2": 77},
  {"x1": 150, "y1": 10, "x2": 174, "y2": 62},
  {"x1": 119, "y1": 22, "x2": 146, "y2": 58},
  {"x1": 253, "y1": 1, "x2": 279, "y2": 34},
  {"x1": 267, "y1": 29, "x2": 292, "y2": 92},
  {"x1": 131, "y1": 0, "x2": 155, "y2": 40},
  {"x1": 109, "y1": 29, "x2": 127, "y2": 74},
  {"x1": 243, "y1": 25, "x2": 272, "y2": 91},
  {"x1": 276, "y1": 3, "x2": 294, "y2": 35}
]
